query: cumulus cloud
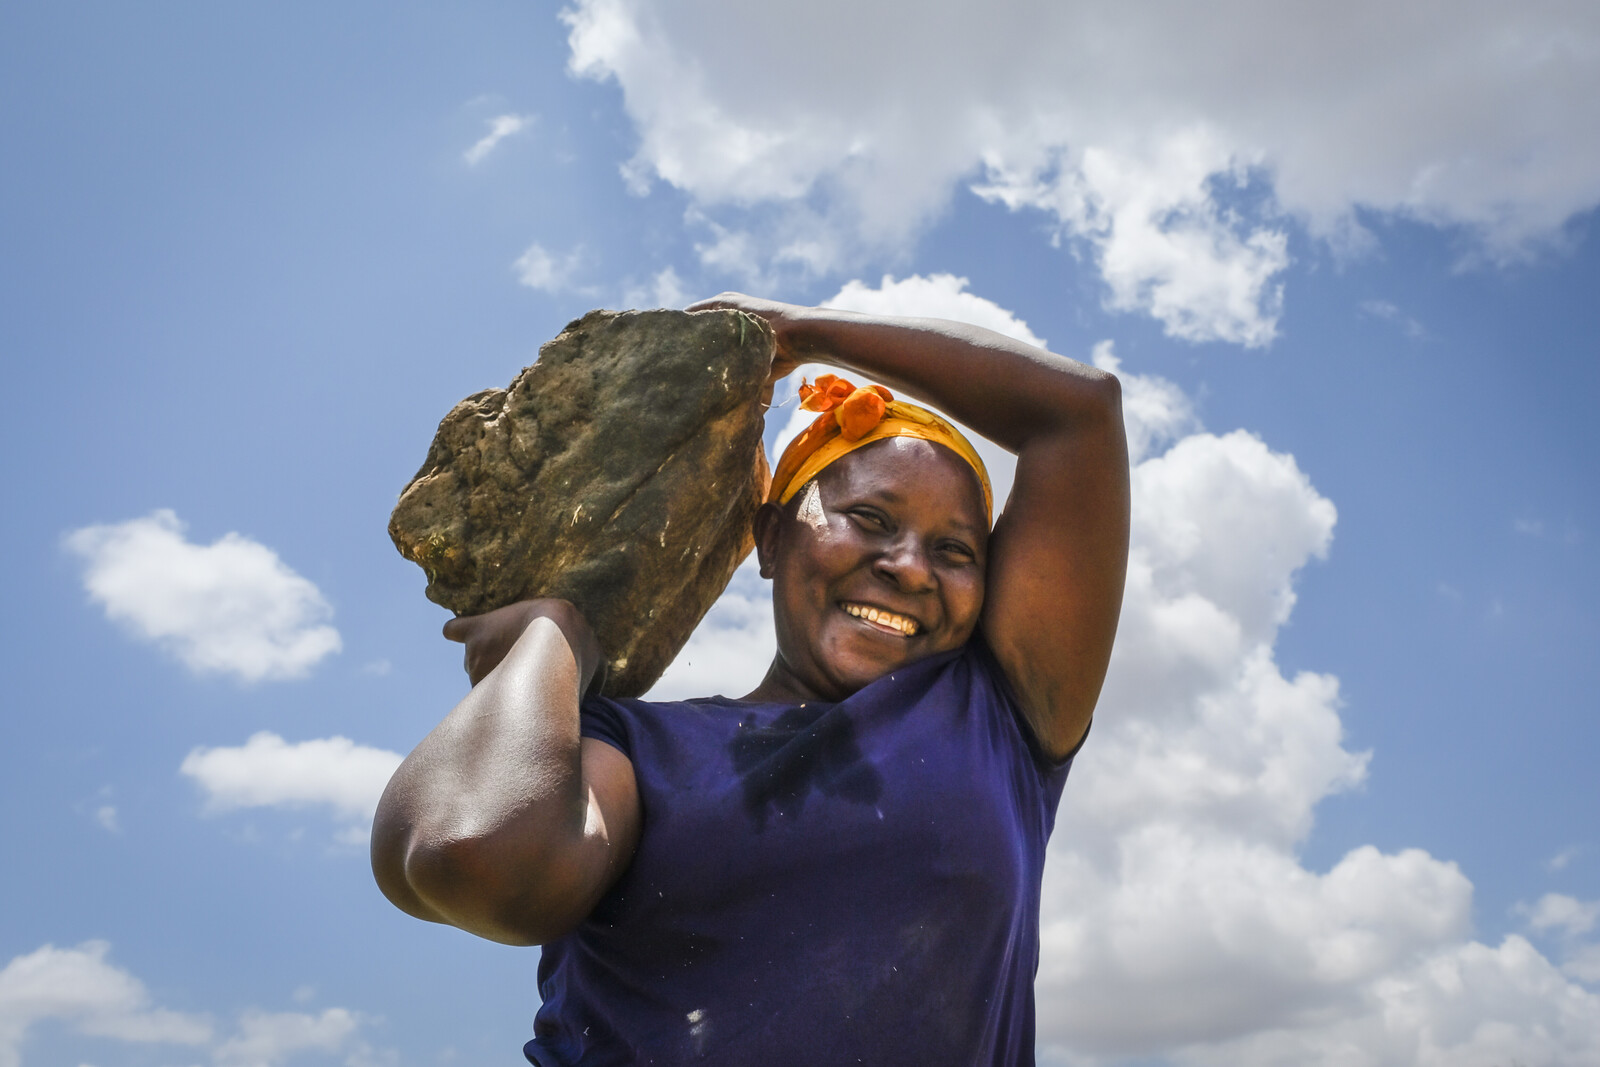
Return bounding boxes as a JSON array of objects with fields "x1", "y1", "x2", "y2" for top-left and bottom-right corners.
[
  {"x1": 463, "y1": 112, "x2": 533, "y2": 166},
  {"x1": 647, "y1": 557, "x2": 774, "y2": 701},
  {"x1": 0, "y1": 942, "x2": 390, "y2": 1067},
  {"x1": 513, "y1": 241, "x2": 586, "y2": 292},
  {"x1": 825, "y1": 272, "x2": 1047, "y2": 348},
  {"x1": 180, "y1": 732, "x2": 403, "y2": 828},
  {"x1": 64, "y1": 510, "x2": 341, "y2": 683},
  {"x1": 1029, "y1": 325, "x2": 1600, "y2": 1062},
  {"x1": 621, "y1": 265, "x2": 689, "y2": 309},
  {"x1": 1520, "y1": 894, "x2": 1600, "y2": 990},
  {"x1": 1565, "y1": 943, "x2": 1600, "y2": 984},
  {"x1": 1523, "y1": 893, "x2": 1600, "y2": 939},
  {"x1": 1359, "y1": 299, "x2": 1427, "y2": 339},
  {"x1": 0, "y1": 941, "x2": 211, "y2": 1067},
  {"x1": 1548, "y1": 845, "x2": 1581, "y2": 872},
  {"x1": 561, "y1": 0, "x2": 1600, "y2": 344},
  {"x1": 213, "y1": 1008, "x2": 365, "y2": 1067},
  {"x1": 659, "y1": 277, "x2": 1600, "y2": 1063},
  {"x1": 976, "y1": 130, "x2": 1289, "y2": 346},
  {"x1": 1173, "y1": 935, "x2": 1600, "y2": 1067}
]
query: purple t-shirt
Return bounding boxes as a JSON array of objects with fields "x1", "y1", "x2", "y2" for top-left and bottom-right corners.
[{"x1": 525, "y1": 639, "x2": 1074, "y2": 1066}]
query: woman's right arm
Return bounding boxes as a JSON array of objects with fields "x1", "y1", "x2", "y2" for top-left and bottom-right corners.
[{"x1": 370, "y1": 599, "x2": 641, "y2": 946}]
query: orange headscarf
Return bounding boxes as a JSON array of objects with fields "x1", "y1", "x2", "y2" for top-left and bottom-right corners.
[{"x1": 768, "y1": 374, "x2": 993, "y2": 524}]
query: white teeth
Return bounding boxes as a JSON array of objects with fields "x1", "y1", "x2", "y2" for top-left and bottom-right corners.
[{"x1": 843, "y1": 603, "x2": 918, "y2": 636}]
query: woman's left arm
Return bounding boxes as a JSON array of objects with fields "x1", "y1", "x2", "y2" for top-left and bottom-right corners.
[{"x1": 688, "y1": 294, "x2": 1130, "y2": 761}]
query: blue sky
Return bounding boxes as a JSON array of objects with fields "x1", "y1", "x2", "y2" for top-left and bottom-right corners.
[{"x1": 2, "y1": 3, "x2": 1597, "y2": 1065}]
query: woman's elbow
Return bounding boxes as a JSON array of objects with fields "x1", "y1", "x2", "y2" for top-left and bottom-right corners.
[
  {"x1": 370, "y1": 807, "x2": 451, "y2": 927},
  {"x1": 1027, "y1": 357, "x2": 1122, "y2": 430},
  {"x1": 1081, "y1": 362, "x2": 1123, "y2": 418},
  {"x1": 374, "y1": 826, "x2": 584, "y2": 946},
  {"x1": 1066, "y1": 366, "x2": 1126, "y2": 460}
]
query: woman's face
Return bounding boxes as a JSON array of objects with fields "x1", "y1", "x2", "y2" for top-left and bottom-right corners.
[{"x1": 755, "y1": 437, "x2": 989, "y2": 702}]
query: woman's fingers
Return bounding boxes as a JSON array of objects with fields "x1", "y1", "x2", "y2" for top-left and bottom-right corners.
[
  {"x1": 441, "y1": 605, "x2": 523, "y2": 684},
  {"x1": 440, "y1": 599, "x2": 597, "y2": 687},
  {"x1": 688, "y1": 293, "x2": 813, "y2": 388},
  {"x1": 684, "y1": 290, "x2": 754, "y2": 313}
]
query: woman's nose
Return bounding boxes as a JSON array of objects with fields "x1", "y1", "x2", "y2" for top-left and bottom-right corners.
[{"x1": 873, "y1": 535, "x2": 935, "y2": 591}]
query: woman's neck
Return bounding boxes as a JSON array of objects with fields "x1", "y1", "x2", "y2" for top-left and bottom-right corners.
[{"x1": 739, "y1": 655, "x2": 825, "y2": 704}]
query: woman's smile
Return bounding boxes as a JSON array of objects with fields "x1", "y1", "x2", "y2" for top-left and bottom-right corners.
[{"x1": 839, "y1": 601, "x2": 920, "y2": 637}]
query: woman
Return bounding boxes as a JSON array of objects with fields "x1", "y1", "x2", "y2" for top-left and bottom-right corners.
[{"x1": 371, "y1": 294, "x2": 1130, "y2": 1064}]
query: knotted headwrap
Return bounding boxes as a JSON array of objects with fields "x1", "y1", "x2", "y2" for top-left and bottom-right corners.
[{"x1": 768, "y1": 374, "x2": 994, "y2": 524}]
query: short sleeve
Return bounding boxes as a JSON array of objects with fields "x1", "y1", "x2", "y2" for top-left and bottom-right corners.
[{"x1": 579, "y1": 696, "x2": 632, "y2": 759}]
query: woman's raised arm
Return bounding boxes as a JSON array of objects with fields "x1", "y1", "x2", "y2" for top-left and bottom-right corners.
[
  {"x1": 689, "y1": 294, "x2": 1130, "y2": 761},
  {"x1": 370, "y1": 599, "x2": 640, "y2": 945}
]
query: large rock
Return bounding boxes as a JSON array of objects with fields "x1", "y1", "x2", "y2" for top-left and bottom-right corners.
[{"x1": 390, "y1": 308, "x2": 773, "y2": 696}]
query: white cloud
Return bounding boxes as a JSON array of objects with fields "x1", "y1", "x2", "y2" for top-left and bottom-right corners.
[
  {"x1": 64, "y1": 510, "x2": 341, "y2": 683},
  {"x1": 824, "y1": 272, "x2": 1047, "y2": 348},
  {"x1": 1029, "y1": 329, "x2": 1600, "y2": 1061},
  {"x1": 1520, "y1": 894, "x2": 1600, "y2": 990},
  {"x1": 1565, "y1": 942, "x2": 1600, "y2": 984},
  {"x1": 513, "y1": 241, "x2": 585, "y2": 292},
  {"x1": 0, "y1": 943, "x2": 388, "y2": 1067},
  {"x1": 647, "y1": 557, "x2": 774, "y2": 701},
  {"x1": 561, "y1": 0, "x2": 1600, "y2": 344},
  {"x1": 0, "y1": 941, "x2": 211, "y2": 1067},
  {"x1": 463, "y1": 112, "x2": 533, "y2": 166},
  {"x1": 621, "y1": 265, "x2": 689, "y2": 309},
  {"x1": 213, "y1": 1008, "x2": 362, "y2": 1067},
  {"x1": 976, "y1": 130, "x2": 1289, "y2": 346},
  {"x1": 1168, "y1": 936, "x2": 1600, "y2": 1067},
  {"x1": 180, "y1": 732, "x2": 403, "y2": 825},
  {"x1": 1359, "y1": 299, "x2": 1427, "y2": 339},
  {"x1": 1523, "y1": 893, "x2": 1600, "y2": 939},
  {"x1": 1548, "y1": 845, "x2": 1581, "y2": 872},
  {"x1": 93, "y1": 805, "x2": 118, "y2": 833}
]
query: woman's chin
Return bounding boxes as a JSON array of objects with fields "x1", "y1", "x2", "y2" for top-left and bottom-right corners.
[{"x1": 814, "y1": 630, "x2": 926, "y2": 694}]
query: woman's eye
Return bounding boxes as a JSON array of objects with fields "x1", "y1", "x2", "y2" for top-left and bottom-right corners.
[
  {"x1": 939, "y1": 542, "x2": 976, "y2": 563},
  {"x1": 849, "y1": 509, "x2": 888, "y2": 529}
]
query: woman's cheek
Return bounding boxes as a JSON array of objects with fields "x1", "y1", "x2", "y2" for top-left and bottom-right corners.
[{"x1": 948, "y1": 571, "x2": 986, "y2": 635}]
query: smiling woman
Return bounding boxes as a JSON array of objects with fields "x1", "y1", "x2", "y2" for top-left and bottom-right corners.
[{"x1": 370, "y1": 295, "x2": 1130, "y2": 1066}]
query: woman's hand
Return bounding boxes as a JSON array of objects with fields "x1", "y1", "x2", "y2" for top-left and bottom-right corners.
[
  {"x1": 687, "y1": 292, "x2": 808, "y2": 387},
  {"x1": 444, "y1": 598, "x2": 599, "y2": 688}
]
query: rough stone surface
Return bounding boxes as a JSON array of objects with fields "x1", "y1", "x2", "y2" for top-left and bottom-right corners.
[{"x1": 390, "y1": 308, "x2": 773, "y2": 696}]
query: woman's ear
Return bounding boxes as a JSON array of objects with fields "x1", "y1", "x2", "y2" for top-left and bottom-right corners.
[{"x1": 752, "y1": 502, "x2": 784, "y2": 579}]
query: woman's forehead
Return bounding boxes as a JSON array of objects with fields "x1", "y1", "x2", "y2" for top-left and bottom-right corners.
[{"x1": 818, "y1": 438, "x2": 989, "y2": 530}]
